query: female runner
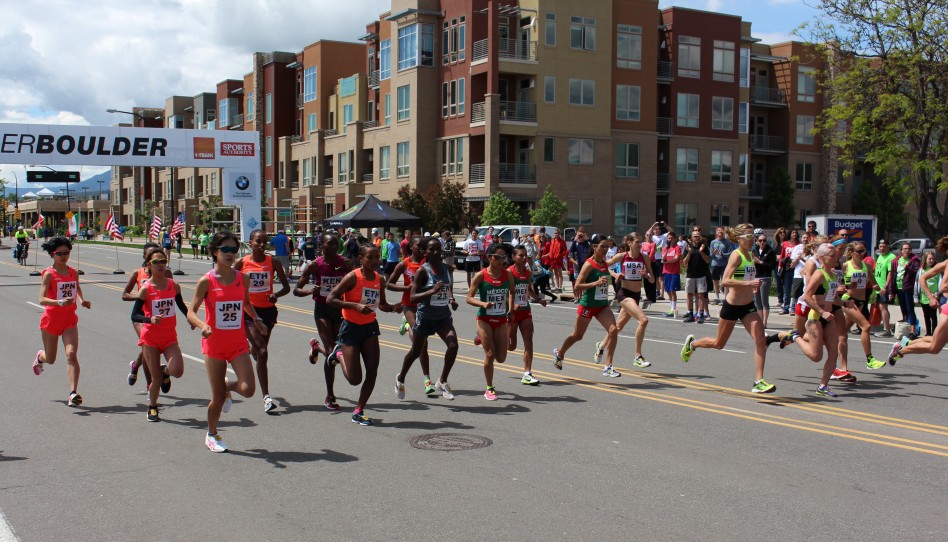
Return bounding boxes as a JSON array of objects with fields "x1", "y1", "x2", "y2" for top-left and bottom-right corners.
[
  {"x1": 680, "y1": 225, "x2": 776, "y2": 394},
  {"x1": 594, "y1": 233, "x2": 653, "y2": 368},
  {"x1": 32, "y1": 236, "x2": 92, "y2": 407},
  {"x1": 467, "y1": 242, "x2": 515, "y2": 399},
  {"x1": 123, "y1": 242, "x2": 165, "y2": 387},
  {"x1": 839, "y1": 241, "x2": 885, "y2": 370},
  {"x1": 186, "y1": 232, "x2": 268, "y2": 452},
  {"x1": 326, "y1": 244, "x2": 400, "y2": 425},
  {"x1": 508, "y1": 245, "x2": 547, "y2": 385},
  {"x1": 387, "y1": 236, "x2": 435, "y2": 394},
  {"x1": 888, "y1": 236, "x2": 948, "y2": 364},
  {"x1": 234, "y1": 229, "x2": 290, "y2": 413}
]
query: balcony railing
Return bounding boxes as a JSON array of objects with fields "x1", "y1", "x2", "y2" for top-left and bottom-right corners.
[
  {"x1": 657, "y1": 117, "x2": 673, "y2": 137},
  {"x1": 323, "y1": 177, "x2": 334, "y2": 186},
  {"x1": 498, "y1": 38, "x2": 537, "y2": 61},
  {"x1": 750, "y1": 135, "x2": 786, "y2": 153},
  {"x1": 657, "y1": 173, "x2": 670, "y2": 193},
  {"x1": 369, "y1": 70, "x2": 380, "y2": 88},
  {"x1": 471, "y1": 102, "x2": 486, "y2": 124},
  {"x1": 362, "y1": 120, "x2": 379, "y2": 129},
  {"x1": 469, "y1": 163, "x2": 486, "y2": 184},
  {"x1": 297, "y1": 95, "x2": 303, "y2": 109},
  {"x1": 472, "y1": 39, "x2": 488, "y2": 63},
  {"x1": 657, "y1": 61, "x2": 674, "y2": 82},
  {"x1": 499, "y1": 100, "x2": 536, "y2": 123},
  {"x1": 499, "y1": 163, "x2": 536, "y2": 184},
  {"x1": 746, "y1": 180, "x2": 766, "y2": 198},
  {"x1": 230, "y1": 114, "x2": 243, "y2": 128},
  {"x1": 361, "y1": 173, "x2": 373, "y2": 183},
  {"x1": 324, "y1": 129, "x2": 338, "y2": 137},
  {"x1": 750, "y1": 86, "x2": 788, "y2": 106}
]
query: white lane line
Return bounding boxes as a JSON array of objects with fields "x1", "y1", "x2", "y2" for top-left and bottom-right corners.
[
  {"x1": 0, "y1": 508, "x2": 21, "y2": 542},
  {"x1": 182, "y1": 352, "x2": 236, "y2": 376}
]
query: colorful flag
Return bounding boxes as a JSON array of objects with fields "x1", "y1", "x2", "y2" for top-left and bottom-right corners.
[
  {"x1": 67, "y1": 213, "x2": 78, "y2": 236},
  {"x1": 105, "y1": 212, "x2": 124, "y2": 241},
  {"x1": 170, "y1": 212, "x2": 185, "y2": 237},
  {"x1": 149, "y1": 214, "x2": 162, "y2": 240},
  {"x1": 32, "y1": 212, "x2": 45, "y2": 231}
]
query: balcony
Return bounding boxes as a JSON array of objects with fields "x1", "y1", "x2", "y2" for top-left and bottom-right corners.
[
  {"x1": 472, "y1": 39, "x2": 488, "y2": 63},
  {"x1": 657, "y1": 173, "x2": 670, "y2": 193},
  {"x1": 499, "y1": 100, "x2": 536, "y2": 123},
  {"x1": 498, "y1": 38, "x2": 537, "y2": 62},
  {"x1": 296, "y1": 95, "x2": 303, "y2": 109},
  {"x1": 469, "y1": 163, "x2": 486, "y2": 184},
  {"x1": 657, "y1": 117, "x2": 673, "y2": 138},
  {"x1": 471, "y1": 102, "x2": 486, "y2": 124},
  {"x1": 657, "y1": 61, "x2": 674, "y2": 83},
  {"x1": 229, "y1": 114, "x2": 243, "y2": 128},
  {"x1": 323, "y1": 177, "x2": 333, "y2": 186},
  {"x1": 361, "y1": 173, "x2": 373, "y2": 183},
  {"x1": 362, "y1": 120, "x2": 379, "y2": 129},
  {"x1": 750, "y1": 135, "x2": 786, "y2": 154},
  {"x1": 324, "y1": 129, "x2": 338, "y2": 137},
  {"x1": 744, "y1": 180, "x2": 767, "y2": 199},
  {"x1": 750, "y1": 86, "x2": 788, "y2": 107},
  {"x1": 369, "y1": 70, "x2": 380, "y2": 88},
  {"x1": 499, "y1": 163, "x2": 536, "y2": 185}
]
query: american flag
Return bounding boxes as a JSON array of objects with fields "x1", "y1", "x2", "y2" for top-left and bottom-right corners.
[
  {"x1": 105, "y1": 212, "x2": 124, "y2": 241},
  {"x1": 32, "y1": 212, "x2": 45, "y2": 231},
  {"x1": 149, "y1": 214, "x2": 162, "y2": 240},
  {"x1": 170, "y1": 213, "x2": 185, "y2": 237}
]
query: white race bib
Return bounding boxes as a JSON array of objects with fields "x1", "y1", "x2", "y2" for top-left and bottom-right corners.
[
  {"x1": 431, "y1": 284, "x2": 451, "y2": 307},
  {"x1": 248, "y1": 271, "x2": 270, "y2": 293},
  {"x1": 825, "y1": 282, "x2": 839, "y2": 303},
  {"x1": 514, "y1": 283, "x2": 529, "y2": 307},
  {"x1": 215, "y1": 300, "x2": 242, "y2": 330},
  {"x1": 850, "y1": 272, "x2": 868, "y2": 290},
  {"x1": 743, "y1": 265, "x2": 757, "y2": 281},
  {"x1": 486, "y1": 291, "x2": 507, "y2": 316},
  {"x1": 623, "y1": 261, "x2": 644, "y2": 281},
  {"x1": 360, "y1": 287, "x2": 380, "y2": 308},
  {"x1": 151, "y1": 298, "x2": 175, "y2": 320},
  {"x1": 319, "y1": 276, "x2": 342, "y2": 297},
  {"x1": 595, "y1": 282, "x2": 609, "y2": 301},
  {"x1": 57, "y1": 281, "x2": 77, "y2": 301}
]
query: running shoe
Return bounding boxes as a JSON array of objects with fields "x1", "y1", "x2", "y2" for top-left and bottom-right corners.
[
  {"x1": 888, "y1": 338, "x2": 909, "y2": 366},
  {"x1": 641, "y1": 299, "x2": 651, "y2": 310},
  {"x1": 32, "y1": 350, "x2": 44, "y2": 376},
  {"x1": 866, "y1": 355, "x2": 886, "y2": 370},
  {"x1": 264, "y1": 395, "x2": 278, "y2": 413},
  {"x1": 779, "y1": 330, "x2": 799, "y2": 350},
  {"x1": 815, "y1": 385, "x2": 838, "y2": 397},
  {"x1": 765, "y1": 333, "x2": 781, "y2": 347},
  {"x1": 632, "y1": 355, "x2": 651, "y2": 368},
  {"x1": 474, "y1": 335, "x2": 482, "y2": 346},
  {"x1": 664, "y1": 311, "x2": 676, "y2": 318},
  {"x1": 829, "y1": 368, "x2": 857, "y2": 383},
  {"x1": 484, "y1": 387, "x2": 498, "y2": 401},
  {"x1": 147, "y1": 406, "x2": 160, "y2": 422},
  {"x1": 127, "y1": 359, "x2": 138, "y2": 385},
  {"x1": 435, "y1": 380, "x2": 455, "y2": 400},
  {"x1": 395, "y1": 376, "x2": 406, "y2": 400},
  {"x1": 695, "y1": 315, "x2": 705, "y2": 324},
  {"x1": 602, "y1": 365, "x2": 621, "y2": 378},
  {"x1": 398, "y1": 318, "x2": 410, "y2": 336},
  {"x1": 521, "y1": 373, "x2": 540, "y2": 385},
  {"x1": 681, "y1": 334, "x2": 695, "y2": 362},
  {"x1": 222, "y1": 390, "x2": 233, "y2": 414},
  {"x1": 67, "y1": 392, "x2": 82, "y2": 407},
  {"x1": 552, "y1": 348, "x2": 564, "y2": 370},
  {"x1": 352, "y1": 412, "x2": 374, "y2": 426},
  {"x1": 324, "y1": 395, "x2": 341, "y2": 411},
  {"x1": 327, "y1": 344, "x2": 343, "y2": 367},
  {"x1": 593, "y1": 341, "x2": 604, "y2": 364},
  {"x1": 751, "y1": 380, "x2": 776, "y2": 393},
  {"x1": 160, "y1": 364, "x2": 171, "y2": 394},
  {"x1": 423, "y1": 378, "x2": 436, "y2": 394},
  {"x1": 205, "y1": 433, "x2": 228, "y2": 452},
  {"x1": 873, "y1": 330, "x2": 893, "y2": 338},
  {"x1": 308, "y1": 338, "x2": 320, "y2": 364},
  {"x1": 682, "y1": 312, "x2": 695, "y2": 323}
]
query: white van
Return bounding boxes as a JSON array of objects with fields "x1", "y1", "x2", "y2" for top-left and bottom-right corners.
[{"x1": 475, "y1": 225, "x2": 574, "y2": 243}]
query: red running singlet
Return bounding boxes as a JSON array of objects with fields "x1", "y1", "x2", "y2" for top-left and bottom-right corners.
[
  {"x1": 138, "y1": 279, "x2": 179, "y2": 351},
  {"x1": 201, "y1": 270, "x2": 249, "y2": 360}
]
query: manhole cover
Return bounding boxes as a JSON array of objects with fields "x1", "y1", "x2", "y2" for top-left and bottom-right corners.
[{"x1": 408, "y1": 433, "x2": 493, "y2": 452}]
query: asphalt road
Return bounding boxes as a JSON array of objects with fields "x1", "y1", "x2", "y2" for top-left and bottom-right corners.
[{"x1": 1, "y1": 240, "x2": 946, "y2": 541}]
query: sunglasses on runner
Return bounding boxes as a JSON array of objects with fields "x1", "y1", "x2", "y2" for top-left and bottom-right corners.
[
  {"x1": 149, "y1": 259, "x2": 168, "y2": 265},
  {"x1": 738, "y1": 234, "x2": 754, "y2": 240},
  {"x1": 854, "y1": 249, "x2": 866, "y2": 254},
  {"x1": 217, "y1": 245, "x2": 239, "y2": 254},
  {"x1": 53, "y1": 251, "x2": 71, "y2": 257}
]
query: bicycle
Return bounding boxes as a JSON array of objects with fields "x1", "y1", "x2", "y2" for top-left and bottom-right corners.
[{"x1": 16, "y1": 242, "x2": 29, "y2": 266}]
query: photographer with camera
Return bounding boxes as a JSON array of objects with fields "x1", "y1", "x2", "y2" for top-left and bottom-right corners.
[{"x1": 648, "y1": 221, "x2": 672, "y2": 300}]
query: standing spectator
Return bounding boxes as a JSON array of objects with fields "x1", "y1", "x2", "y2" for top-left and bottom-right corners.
[
  {"x1": 894, "y1": 242, "x2": 921, "y2": 337},
  {"x1": 661, "y1": 237, "x2": 682, "y2": 317},
  {"x1": 567, "y1": 231, "x2": 592, "y2": 303},
  {"x1": 344, "y1": 230, "x2": 360, "y2": 261},
  {"x1": 873, "y1": 239, "x2": 896, "y2": 337},
  {"x1": 778, "y1": 229, "x2": 799, "y2": 313},
  {"x1": 709, "y1": 227, "x2": 733, "y2": 305},
  {"x1": 641, "y1": 233, "x2": 657, "y2": 304},
  {"x1": 462, "y1": 230, "x2": 485, "y2": 286},
  {"x1": 440, "y1": 230, "x2": 456, "y2": 274},
  {"x1": 521, "y1": 234, "x2": 538, "y2": 265},
  {"x1": 917, "y1": 250, "x2": 941, "y2": 337},
  {"x1": 806, "y1": 220, "x2": 819, "y2": 238},
  {"x1": 483, "y1": 226, "x2": 495, "y2": 245},
  {"x1": 270, "y1": 229, "x2": 291, "y2": 272},
  {"x1": 175, "y1": 232, "x2": 183, "y2": 258},
  {"x1": 772, "y1": 228, "x2": 787, "y2": 308},
  {"x1": 649, "y1": 221, "x2": 672, "y2": 299},
  {"x1": 383, "y1": 231, "x2": 401, "y2": 281},
  {"x1": 372, "y1": 228, "x2": 383, "y2": 248},
  {"x1": 683, "y1": 230, "x2": 711, "y2": 323},
  {"x1": 752, "y1": 233, "x2": 777, "y2": 327},
  {"x1": 189, "y1": 227, "x2": 199, "y2": 258},
  {"x1": 546, "y1": 229, "x2": 568, "y2": 292},
  {"x1": 400, "y1": 229, "x2": 412, "y2": 258}
]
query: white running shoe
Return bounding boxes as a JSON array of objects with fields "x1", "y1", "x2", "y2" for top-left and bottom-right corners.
[
  {"x1": 593, "y1": 341, "x2": 604, "y2": 364},
  {"x1": 264, "y1": 395, "x2": 278, "y2": 413},
  {"x1": 205, "y1": 433, "x2": 228, "y2": 453},
  {"x1": 435, "y1": 379, "x2": 455, "y2": 400},
  {"x1": 632, "y1": 355, "x2": 651, "y2": 368},
  {"x1": 395, "y1": 375, "x2": 406, "y2": 400},
  {"x1": 222, "y1": 390, "x2": 233, "y2": 413}
]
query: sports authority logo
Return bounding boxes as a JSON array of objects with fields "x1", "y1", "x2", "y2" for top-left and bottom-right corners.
[
  {"x1": 235, "y1": 176, "x2": 250, "y2": 191},
  {"x1": 221, "y1": 142, "x2": 255, "y2": 157},
  {"x1": 193, "y1": 137, "x2": 215, "y2": 160}
]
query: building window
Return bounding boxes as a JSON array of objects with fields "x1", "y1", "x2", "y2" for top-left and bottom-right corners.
[
  {"x1": 796, "y1": 115, "x2": 815, "y2": 144},
  {"x1": 568, "y1": 138, "x2": 594, "y2": 165},
  {"x1": 615, "y1": 143, "x2": 639, "y2": 178},
  {"x1": 245, "y1": 92, "x2": 255, "y2": 121},
  {"x1": 739, "y1": 48, "x2": 750, "y2": 88},
  {"x1": 397, "y1": 85, "x2": 410, "y2": 121},
  {"x1": 458, "y1": 78, "x2": 465, "y2": 114},
  {"x1": 544, "y1": 76, "x2": 555, "y2": 103},
  {"x1": 614, "y1": 201, "x2": 638, "y2": 236},
  {"x1": 711, "y1": 150, "x2": 732, "y2": 182},
  {"x1": 798, "y1": 66, "x2": 817, "y2": 102},
  {"x1": 738, "y1": 102, "x2": 748, "y2": 133},
  {"x1": 712, "y1": 40, "x2": 735, "y2": 82},
  {"x1": 711, "y1": 97, "x2": 733, "y2": 130},
  {"x1": 616, "y1": 24, "x2": 642, "y2": 69},
  {"x1": 677, "y1": 93, "x2": 699, "y2": 128},
  {"x1": 675, "y1": 203, "x2": 698, "y2": 233},
  {"x1": 442, "y1": 18, "x2": 466, "y2": 64},
  {"x1": 796, "y1": 162, "x2": 814, "y2": 190},
  {"x1": 397, "y1": 23, "x2": 434, "y2": 70},
  {"x1": 450, "y1": 80, "x2": 458, "y2": 116},
  {"x1": 440, "y1": 138, "x2": 464, "y2": 176},
  {"x1": 303, "y1": 66, "x2": 317, "y2": 102},
  {"x1": 442, "y1": 83, "x2": 449, "y2": 117},
  {"x1": 218, "y1": 98, "x2": 232, "y2": 128},
  {"x1": 568, "y1": 199, "x2": 593, "y2": 225},
  {"x1": 739, "y1": 154, "x2": 747, "y2": 184},
  {"x1": 710, "y1": 204, "x2": 731, "y2": 227},
  {"x1": 384, "y1": 94, "x2": 391, "y2": 125},
  {"x1": 569, "y1": 79, "x2": 595, "y2": 106},
  {"x1": 379, "y1": 39, "x2": 392, "y2": 80},
  {"x1": 837, "y1": 167, "x2": 846, "y2": 194},
  {"x1": 678, "y1": 36, "x2": 701, "y2": 78},
  {"x1": 676, "y1": 148, "x2": 698, "y2": 181},
  {"x1": 343, "y1": 104, "x2": 353, "y2": 133},
  {"x1": 302, "y1": 157, "x2": 311, "y2": 187},
  {"x1": 265, "y1": 93, "x2": 272, "y2": 124},
  {"x1": 396, "y1": 141, "x2": 410, "y2": 177},
  {"x1": 616, "y1": 85, "x2": 640, "y2": 121},
  {"x1": 543, "y1": 137, "x2": 554, "y2": 163},
  {"x1": 265, "y1": 136, "x2": 272, "y2": 166},
  {"x1": 545, "y1": 13, "x2": 556, "y2": 46},
  {"x1": 569, "y1": 16, "x2": 596, "y2": 50},
  {"x1": 338, "y1": 152, "x2": 348, "y2": 183},
  {"x1": 379, "y1": 146, "x2": 391, "y2": 180},
  {"x1": 308, "y1": 113, "x2": 317, "y2": 132}
]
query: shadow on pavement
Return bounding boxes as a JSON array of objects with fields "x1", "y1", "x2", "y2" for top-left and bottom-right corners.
[
  {"x1": 0, "y1": 451, "x2": 28, "y2": 462},
  {"x1": 227, "y1": 448, "x2": 358, "y2": 468},
  {"x1": 376, "y1": 419, "x2": 475, "y2": 431},
  {"x1": 160, "y1": 417, "x2": 259, "y2": 429}
]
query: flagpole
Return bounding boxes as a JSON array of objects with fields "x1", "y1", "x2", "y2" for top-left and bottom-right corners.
[
  {"x1": 29, "y1": 204, "x2": 42, "y2": 277},
  {"x1": 173, "y1": 213, "x2": 185, "y2": 276},
  {"x1": 110, "y1": 206, "x2": 124, "y2": 274}
]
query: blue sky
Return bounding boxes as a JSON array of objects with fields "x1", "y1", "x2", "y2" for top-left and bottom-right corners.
[{"x1": 660, "y1": 0, "x2": 822, "y2": 44}]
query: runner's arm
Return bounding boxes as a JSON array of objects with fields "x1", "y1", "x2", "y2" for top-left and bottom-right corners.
[{"x1": 272, "y1": 258, "x2": 291, "y2": 300}]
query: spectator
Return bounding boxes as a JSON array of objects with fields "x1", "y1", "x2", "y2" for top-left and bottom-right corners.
[
  {"x1": 271, "y1": 229, "x2": 291, "y2": 271},
  {"x1": 462, "y1": 230, "x2": 485, "y2": 286},
  {"x1": 752, "y1": 233, "x2": 777, "y2": 327},
  {"x1": 546, "y1": 229, "x2": 568, "y2": 292},
  {"x1": 440, "y1": 230, "x2": 456, "y2": 274},
  {"x1": 567, "y1": 231, "x2": 592, "y2": 303},
  {"x1": 894, "y1": 242, "x2": 921, "y2": 337}
]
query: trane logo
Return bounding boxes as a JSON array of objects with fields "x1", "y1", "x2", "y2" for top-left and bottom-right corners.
[{"x1": 221, "y1": 142, "x2": 254, "y2": 156}]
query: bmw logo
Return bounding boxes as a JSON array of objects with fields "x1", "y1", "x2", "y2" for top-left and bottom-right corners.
[{"x1": 235, "y1": 176, "x2": 250, "y2": 190}]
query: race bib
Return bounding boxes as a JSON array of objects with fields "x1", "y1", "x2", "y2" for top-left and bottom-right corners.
[
  {"x1": 623, "y1": 261, "x2": 644, "y2": 281},
  {"x1": 319, "y1": 276, "x2": 341, "y2": 297},
  {"x1": 360, "y1": 287, "x2": 380, "y2": 308},
  {"x1": 151, "y1": 298, "x2": 175, "y2": 320},
  {"x1": 743, "y1": 265, "x2": 757, "y2": 281},
  {"x1": 514, "y1": 283, "x2": 529, "y2": 307},
  {"x1": 594, "y1": 281, "x2": 609, "y2": 301},
  {"x1": 57, "y1": 281, "x2": 77, "y2": 301},
  {"x1": 248, "y1": 271, "x2": 270, "y2": 293},
  {"x1": 431, "y1": 284, "x2": 451, "y2": 307},
  {"x1": 850, "y1": 272, "x2": 868, "y2": 290},
  {"x1": 825, "y1": 282, "x2": 839, "y2": 303},
  {"x1": 215, "y1": 301, "x2": 242, "y2": 330},
  {"x1": 486, "y1": 290, "x2": 507, "y2": 315}
]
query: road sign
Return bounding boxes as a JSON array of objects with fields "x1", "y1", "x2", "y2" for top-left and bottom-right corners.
[
  {"x1": 26, "y1": 170, "x2": 80, "y2": 183},
  {"x1": 278, "y1": 209, "x2": 292, "y2": 217},
  {"x1": 14, "y1": 209, "x2": 21, "y2": 219}
]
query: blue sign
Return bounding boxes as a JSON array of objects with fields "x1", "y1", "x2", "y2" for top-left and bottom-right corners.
[{"x1": 829, "y1": 217, "x2": 874, "y2": 250}]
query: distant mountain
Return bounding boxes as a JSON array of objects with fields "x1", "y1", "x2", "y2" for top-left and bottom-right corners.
[{"x1": 4, "y1": 171, "x2": 111, "y2": 199}]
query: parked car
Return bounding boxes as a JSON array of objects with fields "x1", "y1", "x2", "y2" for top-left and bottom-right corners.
[{"x1": 890, "y1": 238, "x2": 936, "y2": 253}]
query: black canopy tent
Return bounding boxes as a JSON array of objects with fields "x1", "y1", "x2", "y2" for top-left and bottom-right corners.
[{"x1": 322, "y1": 195, "x2": 423, "y2": 229}]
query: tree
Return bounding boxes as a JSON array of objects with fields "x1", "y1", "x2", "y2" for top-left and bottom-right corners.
[
  {"x1": 804, "y1": 0, "x2": 948, "y2": 239},
  {"x1": 390, "y1": 185, "x2": 434, "y2": 230},
  {"x1": 479, "y1": 191, "x2": 521, "y2": 226},
  {"x1": 530, "y1": 185, "x2": 568, "y2": 229},
  {"x1": 852, "y1": 178, "x2": 908, "y2": 239},
  {"x1": 762, "y1": 166, "x2": 796, "y2": 227},
  {"x1": 427, "y1": 180, "x2": 470, "y2": 232}
]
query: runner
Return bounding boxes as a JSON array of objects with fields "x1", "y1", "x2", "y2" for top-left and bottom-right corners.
[
  {"x1": 888, "y1": 236, "x2": 948, "y2": 364},
  {"x1": 839, "y1": 241, "x2": 885, "y2": 370},
  {"x1": 552, "y1": 235, "x2": 621, "y2": 378},
  {"x1": 594, "y1": 233, "x2": 653, "y2": 368},
  {"x1": 186, "y1": 232, "x2": 268, "y2": 452},
  {"x1": 131, "y1": 247, "x2": 191, "y2": 422},
  {"x1": 396, "y1": 237, "x2": 460, "y2": 399},
  {"x1": 123, "y1": 242, "x2": 168, "y2": 387},
  {"x1": 326, "y1": 244, "x2": 400, "y2": 425},
  {"x1": 32, "y1": 236, "x2": 92, "y2": 407},
  {"x1": 387, "y1": 236, "x2": 435, "y2": 394},
  {"x1": 680, "y1": 225, "x2": 776, "y2": 394},
  {"x1": 234, "y1": 230, "x2": 291, "y2": 413},
  {"x1": 294, "y1": 233, "x2": 350, "y2": 411},
  {"x1": 467, "y1": 242, "x2": 516, "y2": 399},
  {"x1": 507, "y1": 245, "x2": 547, "y2": 385}
]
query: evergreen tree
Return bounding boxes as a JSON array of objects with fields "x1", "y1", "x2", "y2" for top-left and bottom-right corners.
[
  {"x1": 390, "y1": 185, "x2": 434, "y2": 230},
  {"x1": 480, "y1": 192, "x2": 521, "y2": 226}
]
